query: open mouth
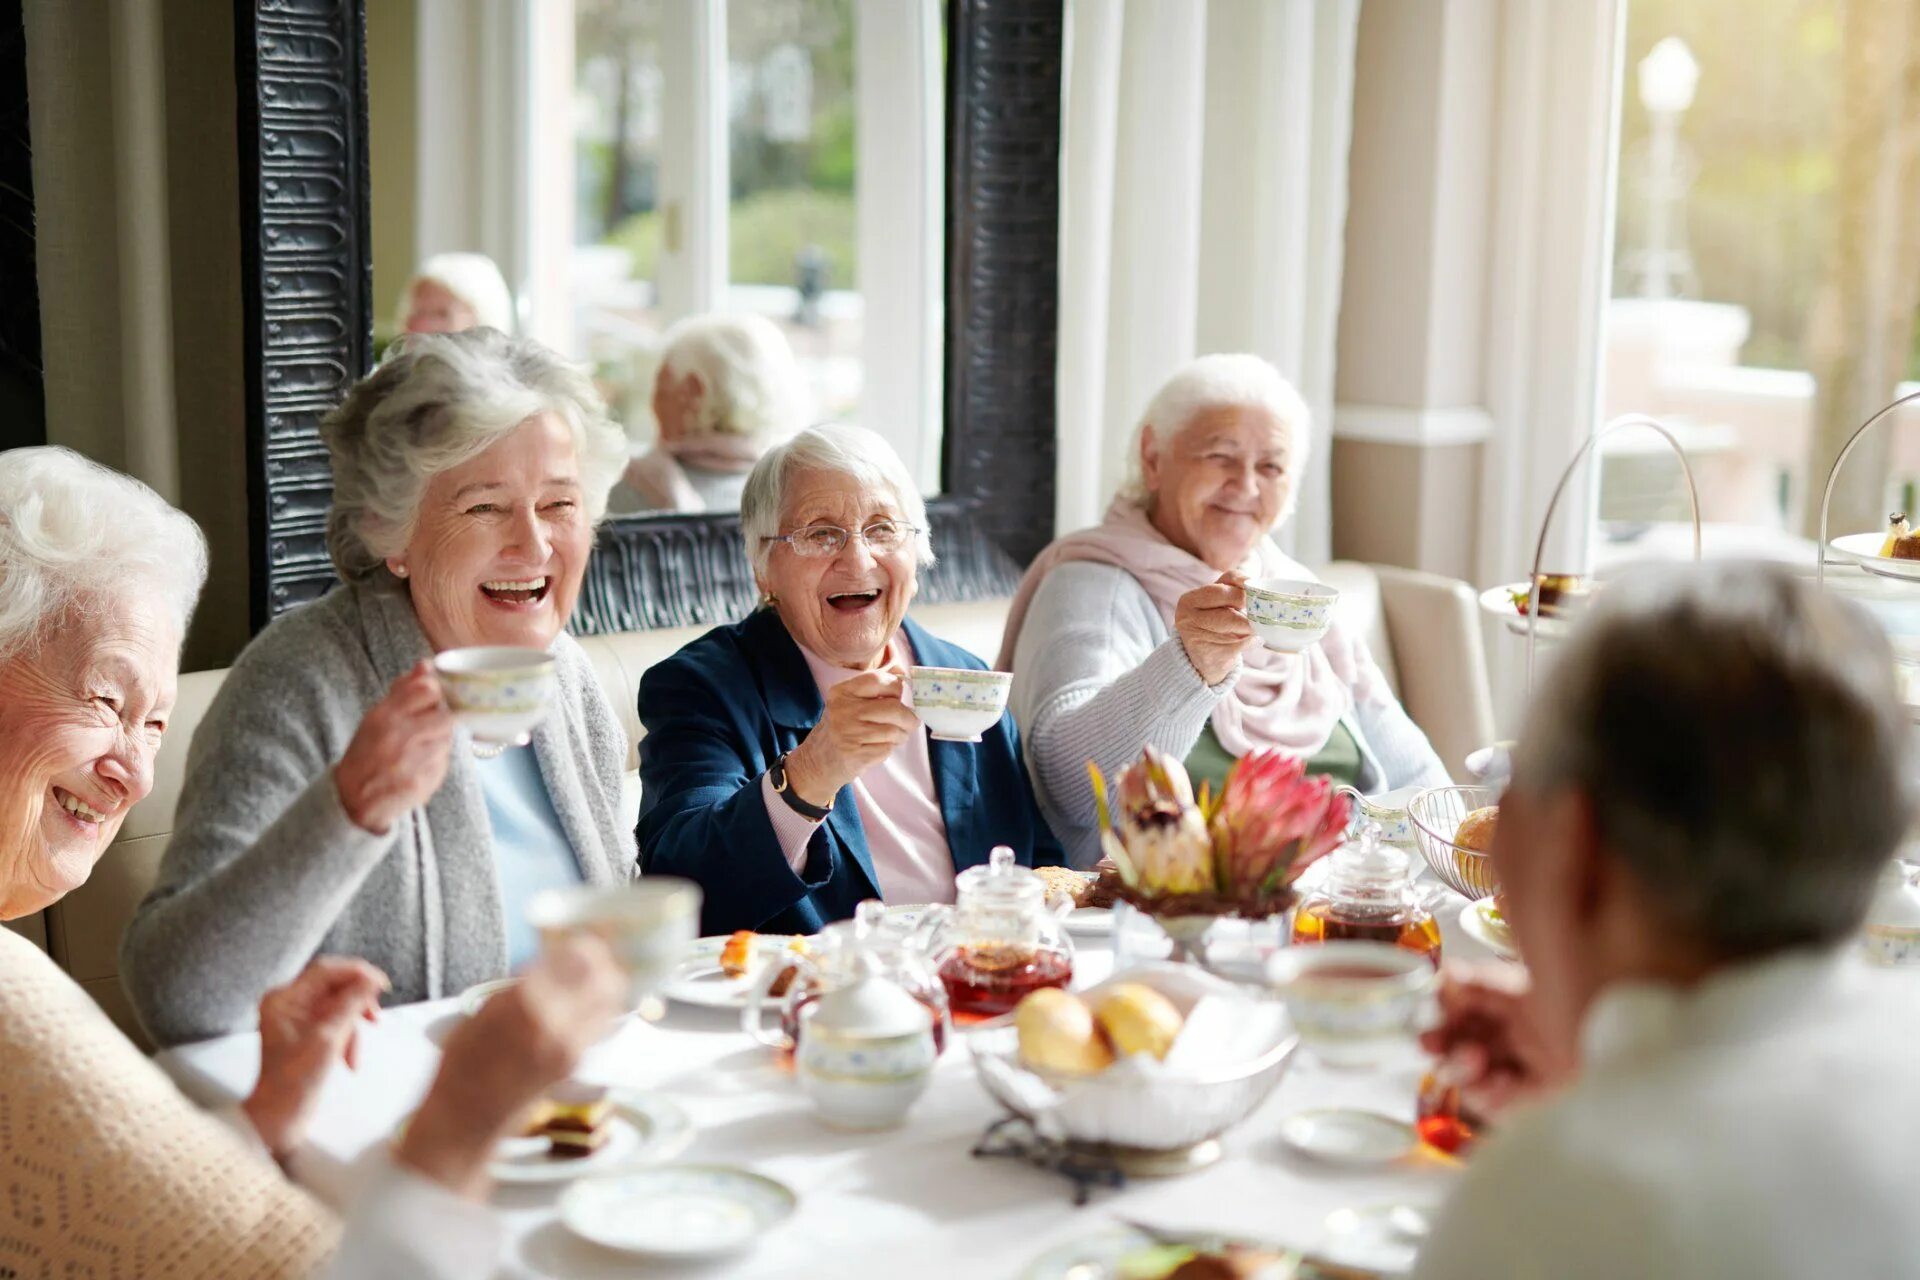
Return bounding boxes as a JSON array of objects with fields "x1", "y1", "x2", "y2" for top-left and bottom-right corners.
[
  {"x1": 52, "y1": 786, "x2": 110, "y2": 828},
  {"x1": 826, "y1": 588, "x2": 882, "y2": 614},
  {"x1": 480, "y1": 576, "x2": 551, "y2": 607}
]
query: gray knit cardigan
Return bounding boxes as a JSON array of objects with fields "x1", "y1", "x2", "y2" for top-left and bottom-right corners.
[
  {"x1": 121, "y1": 578, "x2": 635, "y2": 1046},
  {"x1": 1009, "y1": 561, "x2": 1452, "y2": 869}
]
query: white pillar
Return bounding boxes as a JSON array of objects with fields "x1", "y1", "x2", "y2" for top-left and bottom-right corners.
[{"x1": 655, "y1": 0, "x2": 729, "y2": 322}]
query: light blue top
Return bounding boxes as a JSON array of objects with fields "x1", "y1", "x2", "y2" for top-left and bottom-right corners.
[{"x1": 476, "y1": 746, "x2": 583, "y2": 970}]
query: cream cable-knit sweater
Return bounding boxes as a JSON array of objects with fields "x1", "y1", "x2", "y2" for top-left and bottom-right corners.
[{"x1": 0, "y1": 928, "x2": 337, "y2": 1277}]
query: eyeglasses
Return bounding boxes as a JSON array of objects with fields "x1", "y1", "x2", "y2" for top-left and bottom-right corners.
[{"x1": 761, "y1": 519, "x2": 924, "y2": 559}]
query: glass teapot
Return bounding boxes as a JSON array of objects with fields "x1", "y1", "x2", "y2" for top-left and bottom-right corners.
[
  {"x1": 1290, "y1": 825, "x2": 1444, "y2": 966},
  {"x1": 744, "y1": 899, "x2": 951, "y2": 1053},
  {"x1": 918, "y1": 846, "x2": 1074, "y2": 1019}
]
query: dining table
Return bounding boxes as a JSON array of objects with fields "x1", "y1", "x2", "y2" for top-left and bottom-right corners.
[{"x1": 156, "y1": 886, "x2": 1501, "y2": 1279}]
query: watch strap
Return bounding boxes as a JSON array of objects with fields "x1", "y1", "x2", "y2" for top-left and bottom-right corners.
[{"x1": 770, "y1": 752, "x2": 833, "y2": 820}]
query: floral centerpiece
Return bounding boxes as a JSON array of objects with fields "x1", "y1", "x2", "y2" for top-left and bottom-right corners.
[{"x1": 1089, "y1": 746, "x2": 1351, "y2": 948}]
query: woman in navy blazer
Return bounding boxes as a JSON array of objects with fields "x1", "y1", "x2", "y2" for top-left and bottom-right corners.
[{"x1": 637, "y1": 425, "x2": 1063, "y2": 937}]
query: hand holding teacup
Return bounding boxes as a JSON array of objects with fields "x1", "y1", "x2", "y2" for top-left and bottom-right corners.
[
  {"x1": 334, "y1": 660, "x2": 456, "y2": 834},
  {"x1": 1175, "y1": 573, "x2": 1259, "y2": 685},
  {"x1": 786, "y1": 666, "x2": 920, "y2": 806}
]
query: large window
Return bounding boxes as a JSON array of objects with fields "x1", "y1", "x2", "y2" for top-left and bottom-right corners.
[{"x1": 1595, "y1": 0, "x2": 1920, "y2": 567}]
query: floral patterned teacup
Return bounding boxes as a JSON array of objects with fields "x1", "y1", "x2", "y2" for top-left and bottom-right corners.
[
  {"x1": 433, "y1": 645, "x2": 555, "y2": 746},
  {"x1": 1338, "y1": 784, "x2": 1420, "y2": 847},
  {"x1": 907, "y1": 666, "x2": 1012, "y2": 742},
  {"x1": 1242, "y1": 578, "x2": 1339, "y2": 653}
]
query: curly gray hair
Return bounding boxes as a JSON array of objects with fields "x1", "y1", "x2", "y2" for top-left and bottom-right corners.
[
  {"x1": 0, "y1": 447, "x2": 207, "y2": 661},
  {"x1": 321, "y1": 328, "x2": 629, "y2": 580},
  {"x1": 738, "y1": 423, "x2": 934, "y2": 580},
  {"x1": 1517, "y1": 560, "x2": 1912, "y2": 958}
]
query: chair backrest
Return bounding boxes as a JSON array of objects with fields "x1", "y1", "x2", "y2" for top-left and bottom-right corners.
[{"x1": 42, "y1": 573, "x2": 1437, "y2": 1045}]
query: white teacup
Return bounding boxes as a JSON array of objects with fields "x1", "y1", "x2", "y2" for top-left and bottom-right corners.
[
  {"x1": 1338, "y1": 784, "x2": 1419, "y2": 847},
  {"x1": 1264, "y1": 940, "x2": 1438, "y2": 1068},
  {"x1": 908, "y1": 666, "x2": 1012, "y2": 743},
  {"x1": 527, "y1": 879, "x2": 703, "y2": 1005},
  {"x1": 1243, "y1": 578, "x2": 1339, "y2": 652},
  {"x1": 433, "y1": 646, "x2": 555, "y2": 747}
]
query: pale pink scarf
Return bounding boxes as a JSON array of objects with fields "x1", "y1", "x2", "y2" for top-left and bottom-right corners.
[
  {"x1": 622, "y1": 434, "x2": 764, "y2": 513},
  {"x1": 998, "y1": 499, "x2": 1385, "y2": 757}
]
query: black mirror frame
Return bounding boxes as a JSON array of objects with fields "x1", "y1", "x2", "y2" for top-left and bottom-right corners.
[{"x1": 235, "y1": 0, "x2": 1061, "y2": 634}]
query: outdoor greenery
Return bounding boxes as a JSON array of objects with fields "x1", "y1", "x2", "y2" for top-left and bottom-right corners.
[{"x1": 607, "y1": 187, "x2": 858, "y2": 289}]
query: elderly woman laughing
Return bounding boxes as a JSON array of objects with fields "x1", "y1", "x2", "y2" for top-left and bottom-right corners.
[
  {"x1": 1004, "y1": 354, "x2": 1449, "y2": 867},
  {"x1": 638, "y1": 424, "x2": 1062, "y2": 935},
  {"x1": 123, "y1": 328, "x2": 635, "y2": 1045}
]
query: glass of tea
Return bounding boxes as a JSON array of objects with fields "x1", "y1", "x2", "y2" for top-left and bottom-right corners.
[
  {"x1": 1415, "y1": 1062, "x2": 1485, "y2": 1157},
  {"x1": 920, "y1": 846, "x2": 1074, "y2": 1020}
]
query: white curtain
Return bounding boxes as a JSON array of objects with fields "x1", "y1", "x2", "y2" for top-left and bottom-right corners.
[{"x1": 1056, "y1": 0, "x2": 1362, "y2": 564}]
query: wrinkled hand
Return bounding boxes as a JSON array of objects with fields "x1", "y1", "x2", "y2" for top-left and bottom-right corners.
[
  {"x1": 1175, "y1": 573, "x2": 1257, "y2": 686},
  {"x1": 243, "y1": 956, "x2": 389, "y2": 1157},
  {"x1": 397, "y1": 935, "x2": 628, "y2": 1198},
  {"x1": 333, "y1": 660, "x2": 455, "y2": 834},
  {"x1": 1419, "y1": 963, "x2": 1576, "y2": 1121},
  {"x1": 785, "y1": 666, "x2": 919, "y2": 807}
]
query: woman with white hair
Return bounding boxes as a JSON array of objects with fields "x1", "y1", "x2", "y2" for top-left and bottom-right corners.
[
  {"x1": 0, "y1": 447, "x2": 626, "y2": 1278},
  {"x1": 397, "y1": 251, "x2": 514, "y2": 335},
  {"x1": 621, "y1": 312, "x2": 808, "y2": 513},
  {"x1": 638, "y1": 423, "x2": 1062, "y2": 936},
  {"x1": 1413, "y1": 562, "x2": 1920, "y2": 1278},
  {"x1": 1001, "y1": 353, "x2": 1448, "y2": 866},
  {"x1": 123, "y1": 328, "x2": 636, "y2": 1046}
]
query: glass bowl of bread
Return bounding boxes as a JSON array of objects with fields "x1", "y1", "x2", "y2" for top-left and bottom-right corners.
[
  {"x1": 1408, "y1": 785, "x2": 1501, "y2": 900},
  {"x1": 968, "y1": 964, "x2": 1296, "y2": 1172}
]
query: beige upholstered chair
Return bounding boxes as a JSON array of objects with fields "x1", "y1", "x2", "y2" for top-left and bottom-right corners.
[{"x1": 41, "y1": 568, "x2": 1494, "y2": 1046}]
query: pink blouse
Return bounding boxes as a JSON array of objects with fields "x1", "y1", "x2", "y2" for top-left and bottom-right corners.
[{"x1": 760, "y1": 633, "x2": 958, "y2": 906}]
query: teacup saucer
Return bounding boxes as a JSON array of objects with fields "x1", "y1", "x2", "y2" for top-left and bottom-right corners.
[
  {"x1": 1278, "y1": 1108, "x2": 1417, "y2": 1168},
  {"x1": 560, "y1": 1164, "x2": 796, "y2": 1258}
]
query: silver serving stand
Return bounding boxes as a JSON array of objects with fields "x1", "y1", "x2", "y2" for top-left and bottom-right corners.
[
  {"x1": 1518, "y1": 412, "x2": 1702, "y2": 689},
  {"x1": 1813, "y1": 388, "x2": 1920, "y2": 587}
]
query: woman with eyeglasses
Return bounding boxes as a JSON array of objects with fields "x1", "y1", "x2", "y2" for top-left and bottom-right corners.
[{"x1": 637, "y1": 424, "x2": 1063, "y2": 935}]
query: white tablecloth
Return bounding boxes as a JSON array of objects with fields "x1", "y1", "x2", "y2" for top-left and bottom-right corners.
[{"x1": 157, "y1": 908, "x2": 1494, "y2": 1279}]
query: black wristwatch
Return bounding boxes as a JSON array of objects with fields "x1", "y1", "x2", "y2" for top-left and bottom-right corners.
[{"x1": 769, "y1": 751, "x2": 833, "y2": 820}]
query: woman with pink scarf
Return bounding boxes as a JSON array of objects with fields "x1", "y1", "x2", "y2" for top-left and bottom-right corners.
[
  {"x1": 621, "y1": 313, "x2": 808, "y2": 514},
  {"x1": 1002, "y1": 354, "x2": 1449, "y2": 867}
]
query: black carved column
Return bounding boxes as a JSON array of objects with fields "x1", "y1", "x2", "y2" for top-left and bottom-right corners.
[
  {"x1": 0, "y1": 0, "x2": 43, "y2": 451},
  {"x1": 943, "y1": 0, "x2": 1062, "y2": 567},
  {"x1": 234, "y1": 0, "x2": 370, "y2": 627}
]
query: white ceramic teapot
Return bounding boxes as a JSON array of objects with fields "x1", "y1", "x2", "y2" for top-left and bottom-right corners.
[
  {"x1": 794, "y1": 953, "x2": 938, "y2": 1130},
  {"x1": 1862, "y1": 860, "x2": 1920, "y2": 967}
]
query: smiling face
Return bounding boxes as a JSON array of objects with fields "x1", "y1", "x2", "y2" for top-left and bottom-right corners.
[
  {"x1": 1141, "y1": 404, "x2": 1295, "y2": 572},
  {"x1": 402, "y1": 280, "x2": 478, "y2": 335},
  {"x1": 760, "y1": 466, "x2": 918, "y2": 669},
  {"x1": 0, "y1": 596, "x2": 178, "y2": 919},
  {"x1": 392, "y1": 412, "x2": 593, "y2": 653}
]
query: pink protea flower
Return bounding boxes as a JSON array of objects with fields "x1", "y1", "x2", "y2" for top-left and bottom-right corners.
[{"x1": 1208, "y1": 749, "x2": 1351, "y2": 898}]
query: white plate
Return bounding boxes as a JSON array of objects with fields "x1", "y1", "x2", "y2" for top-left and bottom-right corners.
[
  {"x1": 1064, "y1": 906, "x2": 1114, "y2": 936},
  {"x1": 1477, "y1": 583, "x2": 1573, "y2": 640},
  {"x1": 1278, "y1": 1108, "x2": 1417, "y2": 1169},
  {"x1": 560, "y1": 1164, "x2": 796, "y2": 1259},
  {"x1": 1458, "y1": 899, "x2": 1518, "y2": 962},
  {"x1": 1317, "y1": 1203, "x2": 1433, "y2": 1277},
  {"x1": 1830, "y1": 532, "x2": 1920, "y2": 581},
  {"x1": 660, "y1": 935, "x2": 804, "y2": 1010},
  {"x1": 1022, "y1": 1228, "x2": 1297, "y2": 1280},
  {"x1": 493, "y1": 1092, "x2": 693, "y2": 1185}
]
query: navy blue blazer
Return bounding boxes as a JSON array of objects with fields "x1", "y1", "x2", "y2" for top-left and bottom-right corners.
[{"x1": 636, "y1": 608, "x2": 1064, "y2": 935}]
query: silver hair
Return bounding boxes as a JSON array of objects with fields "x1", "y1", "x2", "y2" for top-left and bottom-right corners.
[
  {"x1": 658, "y1": 312, "x2": 809, "y2": 441},
  {"x1": 738, "y1": 423, "x2": 934, "y2": 579},
  {"x1": 0, "y1": 446, "x2": 207, "y2": 661},
  {"x1": 321, "y1": 328, "x2": 629, "y2": 580},
  {"x1": 1121, "y1": 353, "x2": 1312, "y2": 524},
  {"x1": 399, "y1": 252, "x2": 515, "y2": 333},
  {"x1": 1516, "y1": 560, "x2": 1912, "y2": 957}
]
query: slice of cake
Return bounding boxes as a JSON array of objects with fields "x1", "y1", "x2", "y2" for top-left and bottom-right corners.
[{"x1": 539, "y1": 1083, "x2": 613, "y2": 1160}]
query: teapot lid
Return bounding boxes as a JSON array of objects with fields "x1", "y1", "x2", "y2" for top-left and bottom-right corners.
[
  {"x1": 954, "y1": 845, "x2": 1043, "y2": 904},
  {"x1": 807, "y1": 958, "x2": 933, "y2": 1038},
  {"x1": 1322, "y1": 825, "x2": 1418, "y2": 900}
]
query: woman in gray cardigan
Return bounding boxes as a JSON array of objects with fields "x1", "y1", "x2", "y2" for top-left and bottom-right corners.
[
  {"x1": 1002, "y1": 355, "x2": 1450, "y2": 868},
  {"x1": 123, "y1": 329, "x2": 636, "y2": 1046}
]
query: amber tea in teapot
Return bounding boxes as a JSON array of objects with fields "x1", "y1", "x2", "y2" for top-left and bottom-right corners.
[{"x1": 921, "y1": 847, "x2": 1074, "y2": 1021}]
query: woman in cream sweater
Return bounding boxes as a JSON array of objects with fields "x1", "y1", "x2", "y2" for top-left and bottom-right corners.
[{"x1": 0, "y1": 447, "x2": 625, "y2": 1277}]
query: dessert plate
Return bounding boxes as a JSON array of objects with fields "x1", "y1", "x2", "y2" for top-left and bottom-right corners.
[
  {"x1": 1477, "y1": 584, "x2": 1573, "y2": 639},
  {"x1": 1458, "y1": 899, "x2": 1518, "y2": 962},
  {"x1": 1278, "y1": 1109, "x2": 1418, "y2": 1169},
  {"x1": 457, "y1": 976, "x2": 520, "y2": 1018},
  {"x1": 1830, "y1": 532, "x2": 1920, "y2": 582},
  {"x1": 560, "y1": 1165, "x2": 796, "y2": 1259},
  {"x1": 395, "y1": 1091, "x2": 691, "y2": 1186},
  {"x1": 661, "y1": 934, "x2": 803, "y2": 1010}
]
